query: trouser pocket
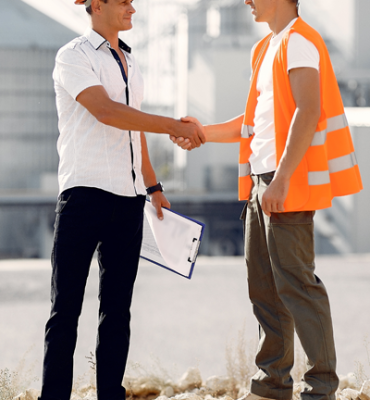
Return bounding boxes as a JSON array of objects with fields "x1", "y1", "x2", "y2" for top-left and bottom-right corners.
[{"x1": 269, "y1": 211, "x2": 315, "y2": 267}]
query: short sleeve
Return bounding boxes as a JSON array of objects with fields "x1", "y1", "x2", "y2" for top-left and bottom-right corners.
[
  {"x1": 287, "y1": 33, "x2": 320, "y2": 73},
  {"x1": 53, "y1": 47, "x2": 103, "y2": 100}
]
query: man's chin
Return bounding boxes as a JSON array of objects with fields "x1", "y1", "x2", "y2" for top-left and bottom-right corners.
[
  {"x1": 254, "y1": 16, "x2": 267, "y2": 23},
  {"x1": 120, "y1": 23, "x2": 133, "y2": 32}
]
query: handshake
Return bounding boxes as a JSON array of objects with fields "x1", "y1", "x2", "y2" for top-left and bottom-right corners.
[{"x1": 170, "y1": 116, "x2": 206, "y2": 151}]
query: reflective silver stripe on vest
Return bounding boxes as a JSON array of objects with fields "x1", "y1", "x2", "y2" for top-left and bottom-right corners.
[
  {"x1": 308, "y1": 171, "x2": 330, "y2": 186},
  {"x1": 327, "y1": 113, "x2": 348, "y2": 133},
  {"x1": 310, "y1": 114, "x2": 348, "y2": 146},
  {"x1": 239, "y1": 163, "x2": 251, "y2": 178},
  {"x1": 311, "y1": 129, "x2": 327, "y2": 146},
  {"x1": 308, "y1": 152, "x2": 357, "y2": 185},
  {"x1": 241, "y1": 125, "x2": 254, "y2": 138},
  {"x1": 329, "y1": 152, "x2": 357, "y2": 173}
]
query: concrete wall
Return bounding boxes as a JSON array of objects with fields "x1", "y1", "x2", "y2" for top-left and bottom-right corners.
[
  {"x1": 186, "y1": 48, "x2": 251, "y2": 193},
  {"x1": 0, "y1": 48, "x2": 60, "y2": 189},
  {"x1": 346, "y1": 126, "x2": 370, "y2": 252},
  {"x1": 355, "y1": 0, "x2": 370, "y2": 69},
  {"x1": 315, "y1": 125, "x2": 370, "y2": 254}
]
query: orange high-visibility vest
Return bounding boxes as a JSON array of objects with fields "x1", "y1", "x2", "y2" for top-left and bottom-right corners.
[{"x1": 239, "y1": 17, "x2": 363, "y2": 211}]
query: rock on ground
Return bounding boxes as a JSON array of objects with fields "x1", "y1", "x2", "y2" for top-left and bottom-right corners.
[
  {"x1": 13, "y1": 389, "x2": 40, "y2": 400},
  {"x1": 173, "y1": 393, "x2": 203, "y2": 400},
  {"x1": 177, "y1": 368, "x2": 202, "y2": 392},
  {"x1": 204, "y1": 376, "x2": 232, "y2": 396},
  {"x1": 160, "y1": 386, "x2": 175, "y2": 397},
  {"x1": 360, "y1": 380, "x2": 370, "y2": 400},
  {"x1": 124, "y1": 376, "x2": 162, "y2": 397},
  {"x1": 339, "y1": 388, "x2": 360, "y2": 400},
  {"x1": 82, "y1": 388, "x2": 97, "y2": 400},
  {"x1": 339, "y1": 374, "x2": 358, "y2": 391}
]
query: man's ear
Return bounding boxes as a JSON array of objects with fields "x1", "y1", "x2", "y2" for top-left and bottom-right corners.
[{"x1": 91, "y1": 0, "x2": 103, "y2": 15}]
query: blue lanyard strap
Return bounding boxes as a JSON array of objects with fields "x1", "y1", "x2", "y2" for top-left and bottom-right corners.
[
  {"x1": 109, "y1": 47, "x2": 137, "y2": 187},
  {"x1": 109, "y1": 47, "x2": 129, "y2": 104}
]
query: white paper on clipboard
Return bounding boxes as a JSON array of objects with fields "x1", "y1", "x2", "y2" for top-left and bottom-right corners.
[{"x1": 140, "y1": 200, "x2": 204, "y2": 279}]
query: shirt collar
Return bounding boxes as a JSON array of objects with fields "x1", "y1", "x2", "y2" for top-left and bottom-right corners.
[
  {"x1": 271, "y1": 17, "x2": 298, "y2": 41},
  {"x1": 83, "y1": 28, "x2": 131, "y2": 53}
]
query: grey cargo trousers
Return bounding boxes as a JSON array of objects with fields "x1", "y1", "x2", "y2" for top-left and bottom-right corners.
[{"x1": 243, "y1": 173, "x2": 339, "y2": 400}]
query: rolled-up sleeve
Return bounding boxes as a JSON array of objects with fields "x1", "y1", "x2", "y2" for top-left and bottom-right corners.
[{"x1": 53, "y1": 47, "x2": 102, "y2": 100}]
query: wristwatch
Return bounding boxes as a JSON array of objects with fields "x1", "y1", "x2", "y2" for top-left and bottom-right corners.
[{"x1": 146, "y1": 182, "x2": 164, "y2": 195}]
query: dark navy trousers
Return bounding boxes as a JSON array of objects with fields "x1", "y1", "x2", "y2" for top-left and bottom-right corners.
[{"x1": 39, "y1": 187, "x2": 146, "y2": 400}]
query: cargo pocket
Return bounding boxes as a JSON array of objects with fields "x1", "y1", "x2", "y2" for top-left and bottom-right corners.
[{"x1": 269, "y1": 211, "x2": 315, "y2": 267}]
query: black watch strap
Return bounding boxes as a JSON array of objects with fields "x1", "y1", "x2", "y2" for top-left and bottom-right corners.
[{"x1": 146, "y1": 182, "x2": 164, "y2": 195}]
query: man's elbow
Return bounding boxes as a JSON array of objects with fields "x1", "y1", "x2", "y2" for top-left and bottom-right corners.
[
  {"x1": 300, "y1": 105, "x2": 321, "y2": 126},
  {"x1": 94, "y1": 106, "x2": 114, "y2": 125},
  {"x1": 310, "y1": 106, "x2": 321, "y2": 126}
]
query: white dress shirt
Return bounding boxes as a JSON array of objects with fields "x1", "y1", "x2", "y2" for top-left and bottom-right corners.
[
  {"x1": 53, "y1": 28, "x2": 147, "y2": 197},
  {"x1": 249, "y1": 19, "x2": 320, "y2": 175}
]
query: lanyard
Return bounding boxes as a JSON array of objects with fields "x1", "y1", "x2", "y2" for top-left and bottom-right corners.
[{"x1": 109, "y1": 47, "x2": 136, "y2": 187}]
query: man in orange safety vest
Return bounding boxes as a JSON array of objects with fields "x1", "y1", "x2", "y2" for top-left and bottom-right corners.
[{"x1": 171, "y1": 1, "x2": 362, "y2": 400}]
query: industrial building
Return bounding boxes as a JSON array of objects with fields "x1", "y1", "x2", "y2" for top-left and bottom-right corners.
[
  {"x1": 0, "y1": 0, "x2": 369, "y2": 257},
  {"x1": 0, "y1": 0, "x2": 76, "y2": 257}
]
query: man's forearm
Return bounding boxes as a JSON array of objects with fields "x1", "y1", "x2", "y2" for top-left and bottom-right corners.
[
  {"x1": 204, "y1": 114, "x2": 244, "y2": 143},
  {"x1": 76, "y1": 85, "x2": 205, "y2": 147},
  {"x1": 140, "y1": 132, "x2": 171, "y2": 220},
  {"x1": 140, "y1": 132, "x2": 157, "y2": 188},
  {"x1": 260, "y1": 106, "x2": 319, "y2": 216},
  {"x1": 99, "y1": 101, "x2": 178, "y2": 135}
]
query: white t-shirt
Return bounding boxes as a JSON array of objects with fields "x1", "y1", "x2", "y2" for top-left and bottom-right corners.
[{"x1": 249, "y1": 18, "x2": 320, "y2": 175}]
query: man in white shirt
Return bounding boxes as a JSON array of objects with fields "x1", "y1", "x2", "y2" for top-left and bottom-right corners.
[
  {"x1": 171, "y1": 1, "x2": 347, "y2": 400},
  {"x1": 38, "y1": 1, "x2": 205, "y2": 400}
]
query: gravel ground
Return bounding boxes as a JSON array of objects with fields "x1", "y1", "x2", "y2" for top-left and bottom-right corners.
[{"x1": 0, "y1": 255, "x2": 370, "y2": 386}]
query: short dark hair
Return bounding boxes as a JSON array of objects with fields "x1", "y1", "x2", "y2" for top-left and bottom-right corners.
[
  {"x1": 291, "y1": 0, "x2": 299, "y2": 11},
  {"x1": 86, "y1": 0, "x2": 108, "y2": 15}
]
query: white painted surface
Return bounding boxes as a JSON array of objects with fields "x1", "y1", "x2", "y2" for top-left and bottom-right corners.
[{"x1": 0, "y1": 256, "x2": 369, "y2": 384}]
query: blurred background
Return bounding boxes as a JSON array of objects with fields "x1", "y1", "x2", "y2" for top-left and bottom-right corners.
[
  {"x1": 1, "y1": 0, "x2": 370, "y2": 386},
  {"x1": 0, "y1": 0, "x2": 370, "y2": 258}
]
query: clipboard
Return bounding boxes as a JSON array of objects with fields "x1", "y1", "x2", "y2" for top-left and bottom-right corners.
[{"x1": 140, "y1": 200, "x2": 205, "y2": 279}]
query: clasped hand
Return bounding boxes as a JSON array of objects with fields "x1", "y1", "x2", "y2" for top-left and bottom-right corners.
[
  {"x1": 171, "y1": 116, "x2": 206, "y2": 150},
  {"x1": 261, "y1": 177, "x2": 290, "y2": 217}
]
